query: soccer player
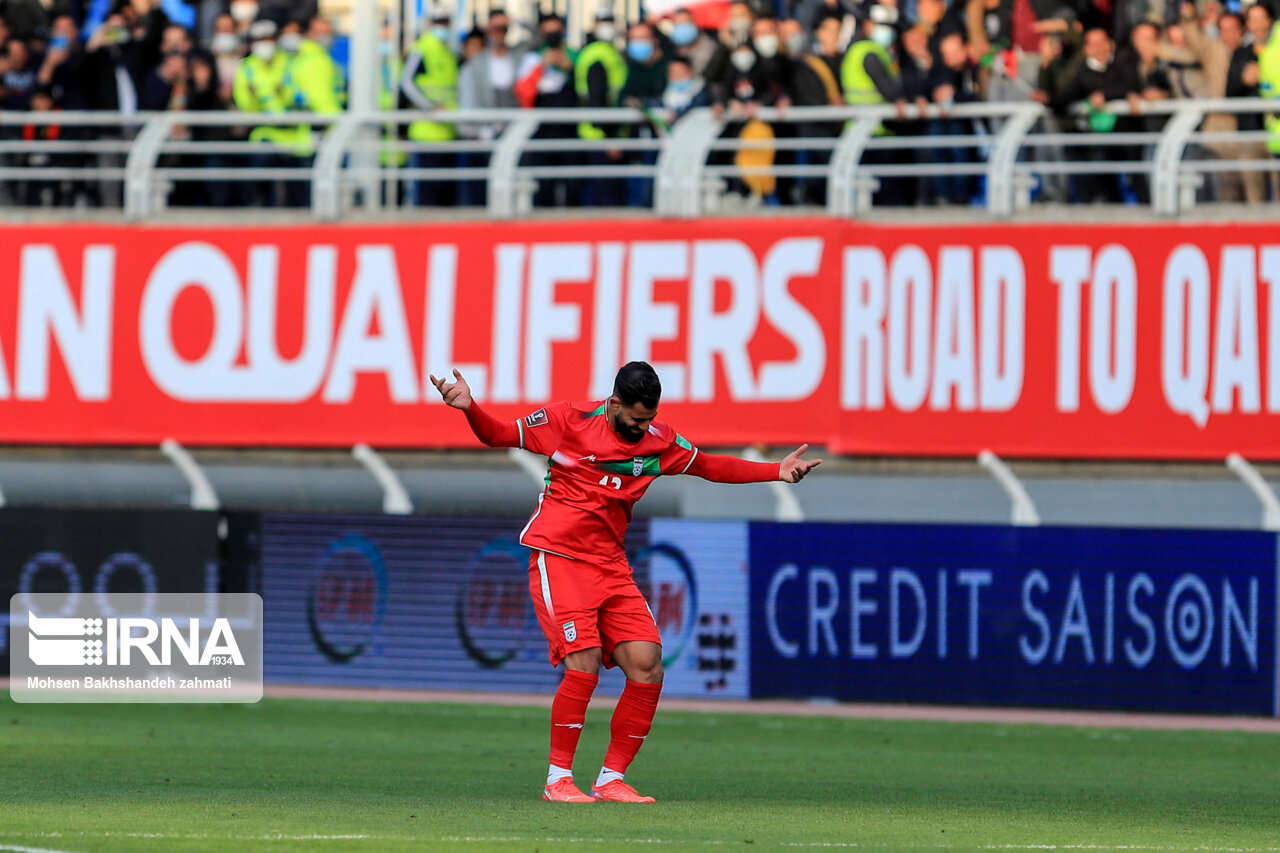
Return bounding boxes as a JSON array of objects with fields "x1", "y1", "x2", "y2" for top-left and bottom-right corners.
[{"x1": 430, "y1": 361, "x2": 821, "y2": 803}]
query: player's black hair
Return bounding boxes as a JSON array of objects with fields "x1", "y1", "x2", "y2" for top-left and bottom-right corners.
[{"x1": 612, "y1": 362, "x2": 661, "y2": 409}]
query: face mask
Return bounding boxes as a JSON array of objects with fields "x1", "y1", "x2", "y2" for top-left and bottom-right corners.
[
  {"x1": 49, "y1": 34, "x2": 71, "y2": 49},
  {"x1": 430, "y1": 25, "x2": 450, "y2": 43},
  {"x1": 730, "y1": 47, "x2": 755, "y2": 71},
  {"x1": 251, "y1": 40, "x2": 276, "y2": 61},
  {"x1": 871, "y1": 25, "x2": 896, "y2": 48},
  {"x1": 786, "y1": 33, "x2": 807, "y2": 56},
  {"x1": 379, "y1": 40, "x2": 393, "y2": 57},
  {"x1": 753, "y1": 33, "x2": 779, "y2": 58},
  {"x1": 664, "y1": 81, "x2": 695, "y2": 110},
  {"x1": 211, "y1": 33, "x2": 240, "y2": 54},
  {"x1": 595, "y1": 23, "x2": 616, "y2": 42},
  {"x1": 672, "y1": 21, "x2": 699, "y2": 45},
  {"x1": 729, "y1": 18, "x2": 751, "y2": 40},
  {"x1": 1085, "y1": 55, "x2": 1107, "y2": 71},
  {"x1": 627, "y1": 39, "x2": 654, "y2": 62},
  {"x1": 543, "y1": 30, "x2": 564, "y2": 48},
  {"x1": 230, "y1": 2, "x2": 258, "y2": 23},
  {"x1": 278, "y1": 33, "x2": 302, "y2": 52},
  {"x1": 315, "y1": 34, "x2": 334, "y2": 50}
]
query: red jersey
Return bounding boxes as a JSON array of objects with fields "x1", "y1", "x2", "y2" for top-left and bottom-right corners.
[
  {"x1": 460, "y1": 399, "x2": 780, "y2": 563},
  {"x1": 516, "y1": 401, "x2": 697, "y2": 561}
]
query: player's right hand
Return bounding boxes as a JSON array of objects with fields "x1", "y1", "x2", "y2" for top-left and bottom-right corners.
[{"x1": 429, "y1": 369, "x2": 473, "y2": 410}]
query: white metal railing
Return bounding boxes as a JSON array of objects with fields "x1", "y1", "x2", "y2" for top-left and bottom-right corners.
[{"x1": 0, "y1": 99, "x2": 1275, "y2": 220}]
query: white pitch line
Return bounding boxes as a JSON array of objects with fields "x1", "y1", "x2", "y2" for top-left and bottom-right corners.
[{"x1": 3, "y1": 834, "x2": 1277, "y2": 852}]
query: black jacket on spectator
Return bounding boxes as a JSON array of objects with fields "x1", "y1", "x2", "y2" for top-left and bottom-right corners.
[
  {"x1": 1049, "y1": 54, "x2": 1129, "y2": 115},
  {"x1": 1111, "y1": 48, "x2": 1172, "y2": 97},
  {"x1": 1, "y1": 0, "x2": 73, "y2": 39},
  {"x1": 926, "y1": 59, "x2": 982, "y2": 103},
  {"x1": 722, "y1": 52, "x2": 792, "y2": 107},
  {"x1": 1226, "y1": 43, "x2": 1263, "y2": 132},
  {"x1": 43, "y1": 44, "x2": 91, "y2": 110},
  {"x1": 788, "y1": 55, "x2": 834, "y2": 107},
  {"x1": 82, "y1": 41, "x2": 147, "y2": 111},
  {"x1": 900, "y1": 54, "x2": 933, "y2": 102}
]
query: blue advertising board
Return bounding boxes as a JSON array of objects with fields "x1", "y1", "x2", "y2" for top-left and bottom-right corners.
[
  {"x1": 748, "y1": 524, "x2": 1279, "y2": 715},
  {"x1": 259, "y1": 513, "x2": 741, "y2": 698}
]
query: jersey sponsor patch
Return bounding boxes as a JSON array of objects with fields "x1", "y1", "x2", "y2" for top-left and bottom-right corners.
[
  {"x1": 562, "y1": 620, "x2": 577, "y2": 642},
  {"x1": 525, "y1": 408, "x2": 549, "y2": 428}
]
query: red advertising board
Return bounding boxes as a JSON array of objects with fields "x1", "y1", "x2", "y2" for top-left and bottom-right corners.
[{"x1": 0, "y1": 219, "x2": 1276, "y2": 459}]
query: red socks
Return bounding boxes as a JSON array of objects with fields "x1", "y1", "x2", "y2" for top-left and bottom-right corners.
[
  {"x1": 548, "y1": 669, "x2": 598, "y2": 768},
  {"x1": 602, "y1": 679, "x2": 663, "y2": 774}
]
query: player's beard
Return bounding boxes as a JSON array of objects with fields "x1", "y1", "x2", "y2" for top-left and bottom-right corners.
[{"x1": 611, "y1": 410, "x2": 645, "y2": 443}]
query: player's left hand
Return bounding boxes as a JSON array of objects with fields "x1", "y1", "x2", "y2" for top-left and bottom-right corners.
[{"x1": 779, "y1": 444, "x2": 823, "y2": 483}]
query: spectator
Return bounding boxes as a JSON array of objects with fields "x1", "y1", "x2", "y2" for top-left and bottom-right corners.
[
  {"x1": 926, "y1": 31, "x2": 984, "y2": 204},
  {"x1": 898, "y1": 24, "x2": 934, "y2": 106},
  {"x1": 656, "y1": 55, "x2": 711, "y2": 127},
  {"x1": 621, "y1": 21, "x2": 668, "y2": 103},
  {"x1": 842, "y1": 3, "x2": 911, "y2": 205},
  {"x1": 620, "y1": 21, "x2": 670, "y2": 207},
  {"x1": 812, "y1": 10, "x2": 845, "y2": 77},
  {"x1": 456, "y1": 9, "x2": 522, "y2": 205},
  {"x1": 1114, "y1": 20, "x2": 1171, "y2": 201},
  {"x1": 209, "y1": 14, "x2": 242, "y2": 106},
  {"x1": 842, "y1": 3, "x2": 905, "y2": 117},
  {"x1": 667, "y1": 7, "x2": 717, "y2": 76},
  {"x1": 1, "y1": 37, "x2": 40, "y2": 110},
  {"x1": 1259, "y1": 5, "x2": 1280, "y2": 170},
  {"x1": 461, "y1": 27, "x2": 484, "y2": 63},
  {"x1": 140, "y1": 24, "x2": 192, "y2": 109},
  {"x1": 1175, "y1": 1, "x2": 1263, "y2": 202},
  {"x1": 1217, "y1": 11, "x2": 1242, "y2": 54},
  {"x1": 82, "y1": 7, "x2": 156, "y2": 207},
  {"x1": 703, "y1": 0, "x2": 756, "y2": 104},
  {"x1": 38, "y1": 15, "x2": 88, "y2": 108},
  {"x1": 515, "y1": 13, "x2": 578, "y2": 207},
  {"x1": 1116, "y1": 21, "x2": 1171, "y2": 116},
  {"x1": 716, "y1": 15, "x2": 792, "y2": 204},
  {"x1": 783, "y1": 15, "x2": 843, "y2": 204},
  {"x1": 19, "y1": 87, "x2": 65, "y2": 206},
  {"x1": 233, "y1": 20, "x2": 289, "y2": 205},
  {"x1": 1050, "y1": 27, "x2": 1129, "y2": 202},
  {"x1": 577, "y1": 7, "x2": 627, "y2": 207},
  {"x1": 401, "y1": 8, "x2": 458, "y2": 207}
]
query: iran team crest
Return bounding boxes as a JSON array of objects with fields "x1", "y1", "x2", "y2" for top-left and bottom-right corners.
[
  {"x1": 562, "y1": 621, "x2": 577, "y2": 642},
  {"x1": 633, "y1": 457, "x2": 644, "y2": 477}
]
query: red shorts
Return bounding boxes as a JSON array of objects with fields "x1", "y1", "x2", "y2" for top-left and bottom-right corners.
[{"x1": 527, "y1": 550, "x2": 661, "y2": 668}]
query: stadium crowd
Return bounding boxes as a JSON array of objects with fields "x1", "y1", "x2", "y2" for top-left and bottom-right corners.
[{"x1": 0, "y1": 0, "x2": 1277, "y2": 208}]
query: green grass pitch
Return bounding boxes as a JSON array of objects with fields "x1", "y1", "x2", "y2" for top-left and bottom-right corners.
[{"x1": 2, "y1": 696, "x2": 1278, "y2": 852}]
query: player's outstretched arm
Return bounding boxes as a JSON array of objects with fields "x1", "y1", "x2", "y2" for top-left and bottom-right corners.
[
  {"x1": 684, "y1": 444, "x2": 823, "y2": 484},
  {"x1": 428, "y1": 369, "x2": 520, "y2": 448}
]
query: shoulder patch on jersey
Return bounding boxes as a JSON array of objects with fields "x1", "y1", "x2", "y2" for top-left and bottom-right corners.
[
  {"x1": 675, "y1": 433, "x2": 692, "y2": 451},
  {"x1": 524, "y1": 408, "x2": 549, "y2": 428}
]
